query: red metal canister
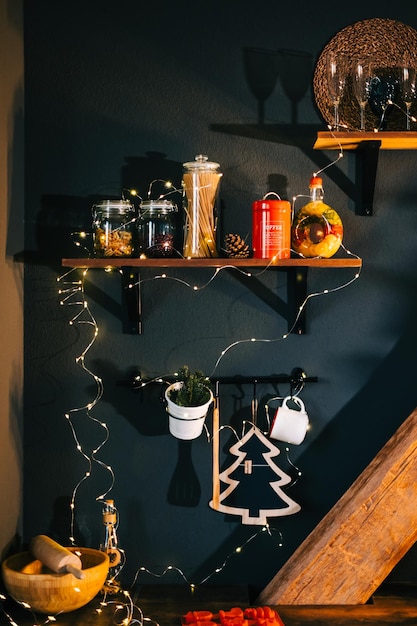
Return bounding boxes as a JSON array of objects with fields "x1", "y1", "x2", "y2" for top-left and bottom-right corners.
[{"x1": 252, "y1": 194, "x2": 291, "y2": 259}]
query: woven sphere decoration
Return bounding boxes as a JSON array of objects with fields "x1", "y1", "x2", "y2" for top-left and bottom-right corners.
[{"x1": 313, "y1": 18, "x2": 417, "y2": 131}]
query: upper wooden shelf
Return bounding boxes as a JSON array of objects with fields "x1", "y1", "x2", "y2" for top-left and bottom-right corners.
[
  {"x1": 211, "y1": 124, "x2": 417, "y2": 151},
  {"x1": 211, "y1": 124, "x2": 417, "y2": 215},
  {"x1": 314, "y1": 131, "x2": 417, "y2": 151},
  {"x1": 210, "y1": 123, "x2": 323, "y2": 147},
  {"x1": 62, "y1": 257, "x2": 362, "y2": 269}
]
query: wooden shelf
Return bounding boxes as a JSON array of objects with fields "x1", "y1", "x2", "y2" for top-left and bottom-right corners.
[
  {"x1": 62, "y1": 257, "x2": 362, "y2": 269},
  {"x1": 314, "y1": 131, "x2": 417, "y2": 151},
  {"x1": 314, "y1": 132, "x2": 417, "y2": 216},
  {"x1": 210, "y1": 123, "x2": 323, "y2": 147},
  {"x1": 211, "y1": 122, "x2": 417, "y2": 216},
  {"x1": 314, "y1": 132, "x2": 414, "y2": 216},
  {"x1": 62, "y1": 257, "x2": 362, "y2": 336}
]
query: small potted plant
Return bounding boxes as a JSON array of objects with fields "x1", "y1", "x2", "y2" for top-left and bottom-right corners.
[{"x1": 165, "y1": 366, "x2": 213, "y2": 440}]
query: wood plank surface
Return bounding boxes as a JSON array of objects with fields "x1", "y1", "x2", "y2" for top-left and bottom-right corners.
[
  {"x1": 257, "y1": 407, "x2": 417, "y2": 606},
  {"x1": 61, "y1": 257, "x2": 362, "y2": 269},
  {"x1": 278, "y1": 603, "x2": 417, "y2": 625},
  {"x1": 3, "y1": 584, "x2": 417, "y2": 625},
  {"x1": 313, "y1": 131, "x2": 417, "y2": 150}
]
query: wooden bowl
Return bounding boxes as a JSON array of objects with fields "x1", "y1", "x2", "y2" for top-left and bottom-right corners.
[{"x1": 2, "y1": 547, "x2": 109, "y2": 614}]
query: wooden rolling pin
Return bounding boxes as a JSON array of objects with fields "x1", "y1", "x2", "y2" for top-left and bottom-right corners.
[{"x1": 29, "y1": 535, "x2": 85, "y2": 579}]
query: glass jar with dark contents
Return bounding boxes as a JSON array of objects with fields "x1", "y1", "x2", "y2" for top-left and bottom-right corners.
[
  {"x1": 138, "y1": 200, "x2": 180, "y2": 257},
  {"x1": 92, "y1": 200, "x2": 137, "y2": 257}
]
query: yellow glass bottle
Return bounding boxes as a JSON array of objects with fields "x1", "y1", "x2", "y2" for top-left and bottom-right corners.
[{"x1": 291, "y1": 176, "x2": 343, "y2": 258}]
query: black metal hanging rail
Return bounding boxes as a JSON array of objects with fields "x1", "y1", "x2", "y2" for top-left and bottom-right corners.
[{"x1": 121, "y1": 367, "x2": 318, "y2": 390}]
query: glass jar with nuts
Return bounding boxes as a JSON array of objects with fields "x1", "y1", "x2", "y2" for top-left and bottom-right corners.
[{"x1": 92, "y1": 200, "x2": 137, "y2": 258}]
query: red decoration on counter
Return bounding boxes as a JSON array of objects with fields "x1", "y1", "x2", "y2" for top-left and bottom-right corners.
[{"x1": 182, "y1": 606, "x2": 284, "y2": 626}]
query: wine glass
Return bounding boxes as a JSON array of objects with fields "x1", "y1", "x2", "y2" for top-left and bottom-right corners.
[
  {"x1": 400, "y1": 63, "x2": 417, "y2": 130},
  {"x1": 278, "y1": 49, "x2": 313, "y2": 125},
  {"x1": 351, "y1": 58, "x2": 373, "y2": 131},
  {"x1": 243, "y1": 47, "x2": 279, "y2": 125},
  {"x1": 368, "y1": 73, "x2": 399, "y2": 130},
  {"x1": 326, "y1": 53, "x2": 347, "y2": 131}
]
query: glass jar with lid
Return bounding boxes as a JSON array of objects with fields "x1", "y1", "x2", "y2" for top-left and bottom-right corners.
[
  {"x1": 92, "y1": 200, "x2": 137, "y2": 258},
  {"x1": 137, "y1": 200, "x2": 180, "y2": 257},
  {"x1": 182, "y1": 154, "x2": 222, "y2": 258}
]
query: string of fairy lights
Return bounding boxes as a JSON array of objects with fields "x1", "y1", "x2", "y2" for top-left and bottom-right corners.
[
  {"x1": 333, "y1": 98, "x2": 417, "y2": 132},
  {"x1": 57, "y1": 273, "x2": 115, "y2": 538},
  {"x1": 5, "y1": 56, "x2": 417, "y2": 626},
  {"x1": 1, "y1": 138, "x2": 364, "y2": 626}
]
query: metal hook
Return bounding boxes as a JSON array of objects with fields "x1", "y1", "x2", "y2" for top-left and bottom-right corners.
[
  {"x1": 251, "y1": 380, "x2": 258, "y2": 426},
  {"x1": 290, "y1": 367, "x2": 306, "y2": 398}
]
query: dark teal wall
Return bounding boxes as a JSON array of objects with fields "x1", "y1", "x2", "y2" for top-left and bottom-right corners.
[{"x1": 23, "y1": 1, "x2": 417, "y2": 592}]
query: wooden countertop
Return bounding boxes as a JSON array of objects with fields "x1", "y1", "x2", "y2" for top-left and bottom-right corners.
[
  {"x1": 136, "y1": 584, "x2": 417, "y2": 626},
  {"x1": 2, "y1": 583, "x2": 417, "y2": 625}
]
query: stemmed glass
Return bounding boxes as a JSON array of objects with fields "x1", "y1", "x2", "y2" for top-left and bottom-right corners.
[
  {"x1": 326, "y1": 53, "x2": 347, "y2": 131},
  {"x1": 243, "y1": 47, "x2": 279, "y2": 125},
  {"x1": 351, "y1": 58, "x2": 373, "y2": 131},
  {"x1": 400, "y1": 63, "x2": 417, "y2": 130},
  {"x1": 368, "y1": 73, "x2": 398, "y2": 130}
]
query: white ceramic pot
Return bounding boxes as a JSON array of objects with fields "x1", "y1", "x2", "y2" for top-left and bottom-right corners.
[{"x1": 165, "y1": 382, "x2": 213, "y2": 440}]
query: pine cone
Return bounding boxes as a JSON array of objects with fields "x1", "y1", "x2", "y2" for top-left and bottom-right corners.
[{"x1": 225, "y1": 233, "x2": 250, "y2": 258}]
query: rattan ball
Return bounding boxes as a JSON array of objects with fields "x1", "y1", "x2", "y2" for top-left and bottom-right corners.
[{"x1": 313, "y1": 18, "x2": 417, "y2": 131}]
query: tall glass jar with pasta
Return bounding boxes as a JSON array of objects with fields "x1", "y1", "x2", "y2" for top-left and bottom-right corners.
[{"x1": 182, "y1": 154, "x2": 222, "y2": 258}]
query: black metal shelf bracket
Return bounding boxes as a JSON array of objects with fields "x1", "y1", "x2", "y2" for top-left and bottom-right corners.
[
  {"x1": 301, "y1": 141, "x2": 381, "y2": 217},
  {"x1": 210, "y1": 124, "x2": 383, "y2": 216},
  {"x1": 354, "y1": 139, "x2": 381, "y2": 216},
  {"x1": 121, "y1": 268, "x2": 141, "y2": 334},
  {"x1": 226, "y1": 266, "x2": 308, "y2": 335},
  {"x1": 298, "y1": 139, "x2": 381, "y2": 217},
  {"x1": 119, "y1": 265, "x2": 309, "y2": 336},
  {"x1": 83, "y1": 257, "x2": 359, "y2": 336}
]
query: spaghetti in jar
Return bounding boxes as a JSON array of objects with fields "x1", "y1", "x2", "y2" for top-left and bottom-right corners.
[{"x1": 182, "y1": 154, "x2": 222, "y2": 258}]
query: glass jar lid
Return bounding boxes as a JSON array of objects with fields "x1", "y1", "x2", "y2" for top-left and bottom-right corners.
[
  {"x1": 183, "y1": 154, "x2": 220, "y2": 171},
  {"x1": 93, "y1": 199, "x2": 134, "y2": 215},
  {"x1": 140, "y1": 200, "x2": 178, "y2": 215}
]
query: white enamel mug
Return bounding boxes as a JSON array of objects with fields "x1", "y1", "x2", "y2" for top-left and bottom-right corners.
[{"x1": 269, "y1": 396, "x2": 309, "y2": 445}]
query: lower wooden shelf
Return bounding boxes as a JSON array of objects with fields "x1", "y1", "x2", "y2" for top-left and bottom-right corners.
[
  {"x1": 61, "y1": 257, "x2": 362, "y2": 335},
  {"x1": 61, "y1": 257, "x2": 362, "y2": 269}
]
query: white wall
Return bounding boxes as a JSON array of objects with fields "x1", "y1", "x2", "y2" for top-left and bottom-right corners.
[{"x1": 0, "y1": 0, "x2": 24, "y2": 557}]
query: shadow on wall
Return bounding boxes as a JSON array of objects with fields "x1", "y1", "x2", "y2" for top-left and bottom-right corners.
[
  {"x1": 47, "y1": 496, "x2": 86, "y2": 548},
  {"x1": 29, "y1": 151, "x2": 296, "y2": 269},
  {"x1": 52, "y1": 273, "x2": 417, "y2": 590},
  {"x1": 81, "y1": 360, "x2": 208, "y2": 512},
  {"x1": 121, "y1": 152, "x2": 183, "y2": 201},
  {"x1": 186, "y1": 300, "x2": 417, "y2": 593},
  {"x1": 88, "y1": 362, "x2": 309, "y2": 511},
  {"x1": 242, "y1": 47, "x2": 314, "y2": 125},
  {"x1": 35, "y1": 194, "x2": 97, "y2": 260},
  {"x1": 30, "y1": 152, "x2": 184, "y2": 264}
]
